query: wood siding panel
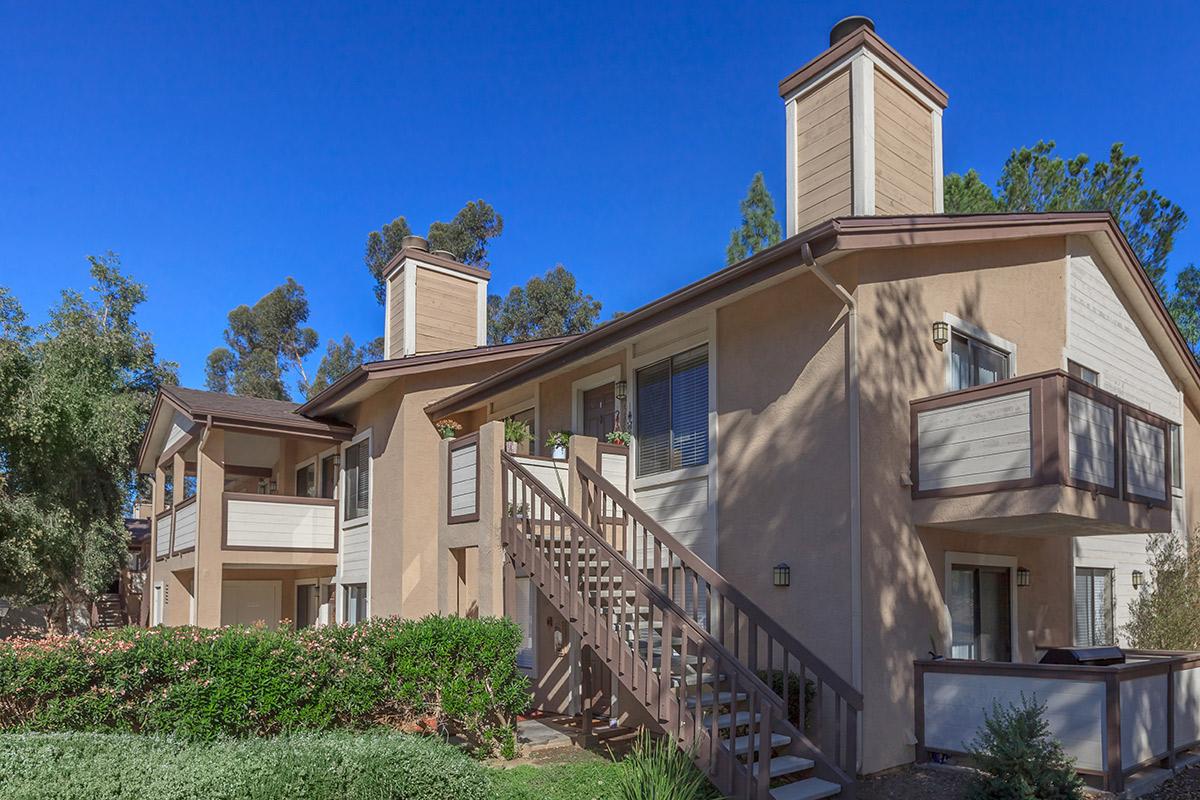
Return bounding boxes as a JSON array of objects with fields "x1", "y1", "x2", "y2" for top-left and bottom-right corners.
[
  {"x1": 225, "y1": 499, "x2": 336, "y2": 550},
  {"x1": 340, "y1": 525, "x2": 369, "y2": 583},
  {"x1": 1121, "y1": 673, "x2": 1169, "y2": 768},
  {"x1": 916, "y1": 392, "x2": 1033, "y2": 490},
  {"x1": 1068, "y1": 391, "x2": 1117, "y2": 488},
  {"x1": 513, "y1": 456, "x2": 569, "y2": 504},
  {"x1": 387, "y1": 272, "x2": 405, "y2": 358},
  {"x1": 634, "y1": 474, "x2": 713, "y2": 565},
  {"x1": 923, "y1": 671, "x2": 1106, "y2": 771},
  {"x1": 156, "y1": 516, "x2": 172, "y2": 558},
  {"x1": 1125, "y1": 416, "x2": 1168, "y2": 500},
  {"x1": 414, "y1": 267, "x2": 477, "y2": 354},
  {"x1": 794, "y1": 69, "x2": 852, "y2": 232},
  {"x1": 173, "y1": 502, "x2": 198, "y2": 552},
  {"x1": 874, "y1": 71, "x2": 934, "y2": 215},
  {"x1": 1072, "y1": 534, "x2": 1150, "y2": 643},
  {"x1": 449, "y1": 443, "x2": 479, "y2": 517},
  {"x1": 1175, "y1": 668, "x2": 1200, "y2": 747}
]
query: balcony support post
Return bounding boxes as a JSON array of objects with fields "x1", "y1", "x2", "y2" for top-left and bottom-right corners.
[{"x1": 194, "y1": 426, "x2": 225, "y2": 629}]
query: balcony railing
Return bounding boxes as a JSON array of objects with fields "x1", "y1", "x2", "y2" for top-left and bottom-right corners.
[
  {"x1": 911, "y1": 370, "x2": 1172, "y2": 508},
  {"x1": 221, "y1": 492, "x2": 338, "y2": 552}
]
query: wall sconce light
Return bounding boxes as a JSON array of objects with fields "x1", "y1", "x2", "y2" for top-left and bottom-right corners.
[
  {"x1": 0, "y1": 597, "x2": 10, "y2": 619},
  {"x1": 1132, "y1": 570, "x2": 1145, "y2": 590},
  {"x1": 773, "y1": 563, "x2": 791, "y2": 587},
  {"x1": 932, "y1": 321, "x2": 950, "y2": 348},
  {"x1": 268, "y1": 479, "x2": 278, "y2": 495},
  {"x1": 615, "y1": 380, "x2": 628, "y2": 401},
  {"x1": 1016, "y1": 567, "x2": 1031, "y2": 588}
]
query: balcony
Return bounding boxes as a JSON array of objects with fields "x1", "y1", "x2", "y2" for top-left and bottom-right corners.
[
  {"x1": 221, "y1": 492, "x2": 338, "y2": 561},
  {"x1": 910, "y1": 370, "x2": 1172, "y2": 536}
]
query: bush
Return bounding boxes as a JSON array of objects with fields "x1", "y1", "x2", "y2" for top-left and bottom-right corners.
[
  {"x1": 0, "y1": 615, "x2": 529, "y2": 753},
  {"x1": 757, "y1": 669, "x2": 815, "y2": 729},
  {"x1": 1125, "y1": 532, "x2": 1200, "y2": 649},
  {"x1": 0, "y1": 731, "x2": 493, "y2": 800},
  {"x1": 613, "y1": 731, "x2": 712, "y2": 800},
  {"x1": 966, "y1": 695, "x2": 1085, "y2": 800}
]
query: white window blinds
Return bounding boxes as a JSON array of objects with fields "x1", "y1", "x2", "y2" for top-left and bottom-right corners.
[
  {"x1": 1074, "y1": 568, "x2": 1114, "y2": 647},
  {"x1": 635, "y1": 345, "x2": 709, "y2": 477}
]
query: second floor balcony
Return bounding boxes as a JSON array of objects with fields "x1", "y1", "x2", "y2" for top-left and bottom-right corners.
[{"x1": 910, "y1": 369, "x2": 1173, "y2": 535}]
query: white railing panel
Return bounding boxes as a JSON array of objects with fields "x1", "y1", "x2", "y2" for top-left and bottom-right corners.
[
  {"x1": 1121, "y1": 672, "x2": 1169, "y2": 768},
  {"x1": 1068, "y1": 391, "x2": 1116, "y2": 487},
  {"x1": 172, "y1": 501, "x2": 198, "y2": 552},
  {"x1": 916, "y1": 391, "x2": 1032, "y2": 491},
  {"x1": 155, "y1": 515, "x2": 172, "y2": 558},
  {"x1": 224, "y1": 497, "x2": 336, "y2": 550}
]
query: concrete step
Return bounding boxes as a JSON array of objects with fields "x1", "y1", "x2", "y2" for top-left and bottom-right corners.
[
  {"x1": 704, "y1": 711, "x2": 758, "y2": 729},
  {"x1": 685, "y1": 691, "x2": 747, "y2": 710},
  {"x1": 724, "y1": 731, "x2": 792, "y2": 755},
  {"x1": 751, "y1": 754, "x2": 814, "y2": 778},
  {"x1": 769, "y1": 778, "x2": 840, "y2": 800}
]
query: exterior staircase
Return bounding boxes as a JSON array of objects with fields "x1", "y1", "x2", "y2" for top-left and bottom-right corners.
[
  {"x1": 502, "y1": 453, "x2": 861, "y2": 800},
  {"x1": 92, "y1": 593, "x2": 128, "y2": 630}
]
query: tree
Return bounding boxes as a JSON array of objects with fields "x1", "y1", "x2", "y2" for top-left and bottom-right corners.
[
  {"x1": 205, "y1": 278, "x2": 319, "y2": 401},
  {"x1": 0, "y1": 254, "x2": 175, "y2": 632},
  {"x1": 365, "y1": 201, "x2": 504, "y2": 305},
  {"x1": 488, "y1": 265, "x2": 602, "y2": 344},
  {"x1": 966, "y1": 696, "x2": 1085, "y2": 800},
  {"x1": 1124, "y1": 533, "x2": 1200, "y2": 650},
  {"x1": 726, "y1": 172, "x2": 783, "y2": 265},
  {"x1": 307, "y1": 335, "x2": 384, "y2": 400},
  {"x1": 945, "y1": 141, "x2": 1187, "y2": 292}
]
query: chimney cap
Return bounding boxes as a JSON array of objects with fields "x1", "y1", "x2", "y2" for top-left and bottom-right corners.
[
  {"x1": 401, "y1": 235, "x2": 429, "y2": 252},
  {"x1": 830, "y1": 15, "x2": 874, "y2": 46},
  {"x1": 431, "y1": 249, "x2": 458, "y2": 261}
]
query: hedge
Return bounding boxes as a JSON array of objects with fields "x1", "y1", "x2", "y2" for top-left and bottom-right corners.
[
  {"x1": 0, "y1": 615, "x2": 529, "y2": 753},
  {"x1": 0, "y1": 731, "x2": 493, "y2": 800}
]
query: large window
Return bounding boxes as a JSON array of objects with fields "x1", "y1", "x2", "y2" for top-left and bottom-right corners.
[
  {"x1": 320, "y1": 454, "x2": 337, "y2": 499},
  {"x1": 1074, "y1": 568, "x2": 1114, "y2": 647},
  {"x1": 950, "y1": 331, "x2": 1009, "y2": 391},
  {"x1": 636, "y1": 346, "x2": 709, "y2": 477},
  {"x1": 344, "y1": 583, "x2": 367, "y2": 624},
  {"x1": 343, "y1": 440, "x2": 370, "y2": 522},
  {"x1": 295, "y1": 463, "x2": 316, "y2": 498}
]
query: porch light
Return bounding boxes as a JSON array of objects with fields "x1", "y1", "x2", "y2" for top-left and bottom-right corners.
[
  {"x1": 269, "y1": 479, "x2": 278, "y2": 494},
  {"x1": 1016, "y1": 567, "x2": 1031, "y2": 588},
  {"x1": 773, "y1": 563, "x2": 791, "y2": 587},
  {"x1": 932, "y1": 321, "x2": 950, "y2": 348},
  {"x1": 0, "y1": 597, "x2": 10, "y2": 618},
  {"x1": 1132, "y1": 570, "x2": 1145, "y2": 590},
  {"x1": 615, "y1": 380, "x2": 628, "y2": 401}
]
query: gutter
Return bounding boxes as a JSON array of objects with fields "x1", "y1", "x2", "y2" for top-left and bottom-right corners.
[{"x1": 808, "y1": 247, "x2": 864, "y2": 772}]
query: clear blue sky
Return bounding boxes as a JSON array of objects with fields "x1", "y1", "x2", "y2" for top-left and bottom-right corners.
[{"x1": 3, "y1": 1, "x2": 1198, "y2": 394}]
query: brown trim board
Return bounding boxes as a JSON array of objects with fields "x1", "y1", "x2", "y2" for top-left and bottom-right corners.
[{"x1": 446, "y1": 433, "x2": 482, "y2": 524}]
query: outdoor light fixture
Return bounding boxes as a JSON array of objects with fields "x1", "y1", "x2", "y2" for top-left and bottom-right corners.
[
  {"x1": 932, "y1": 321, "x2": 950, "y2": 348},
  {"x1": 0, "y1": 598, "x2": 10, "y2": 619},
  {"x1": 1132, "y1": 570, "x2": 1145, "y2": 590},
  {"x1": 615, "y1": 380, "x2": 628, "y2": 401},
  {"x1": 269, "y1": 479, "x2": 278, "y2": 494},
  {"x1": 773, "y1": 563, "x2": 791, "y2": 587},
  {"x1": 1016, "y1": 567, "x2": 1031, "y2": 588}
]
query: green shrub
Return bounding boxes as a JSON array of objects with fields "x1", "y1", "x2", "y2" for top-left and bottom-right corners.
[
  {"x1": 966, "y1": 695, "x2": 1085, "y2": 800},
  {"x1": 613, "y1": 731, "x2": 711, "y2": 800},
  {"x1": 756, "y1": 669, "x2": 815, "y2": 729},
  {"x1": 0, "y1": 731, "x2": 492, "y2": 800},
  {"x1": 0, "y1": 615, "x2": 529, "y2": 754}
]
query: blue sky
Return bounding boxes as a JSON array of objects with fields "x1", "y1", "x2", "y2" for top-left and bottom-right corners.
[{"x1": 3, "y1": 1, "x2": 1199, "y2": 394}]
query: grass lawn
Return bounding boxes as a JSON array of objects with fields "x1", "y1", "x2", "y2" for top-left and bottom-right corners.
[{"x1": 490, "y1": 756, "x2": 623, "y2": 800}]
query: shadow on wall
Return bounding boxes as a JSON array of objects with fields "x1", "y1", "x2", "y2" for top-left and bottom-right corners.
[{"x1": 0, "y1": 605, "x2": 49, "y2": 639}]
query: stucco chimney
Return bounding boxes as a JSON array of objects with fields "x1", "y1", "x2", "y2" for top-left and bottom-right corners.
[{"x1": 778, "y1": 18, "x2": 949, "y2": 235}]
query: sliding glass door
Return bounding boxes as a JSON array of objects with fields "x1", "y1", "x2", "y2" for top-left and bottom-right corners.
[{"x1": 948, "y1": 563, "x2": 1013, "y2": 662}]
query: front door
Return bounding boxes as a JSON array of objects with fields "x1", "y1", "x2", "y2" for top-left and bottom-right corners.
[
  {"x1": 220, "y1": 580, "x2": 282, "y2": 628},
  {"x1": 948, "y1": 564, "x2": 1012, "y2": 661},
  {"x1": 582, "y1": 383, "x2": 616, "y2": 440},
  {"x1": 296, "y1": 583, "x2": 320, "y2": 629}
]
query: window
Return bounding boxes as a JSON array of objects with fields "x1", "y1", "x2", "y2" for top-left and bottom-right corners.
[
  {"x1": 295, "y1": 463, "x2": 316, "y2": 498},
  {"x1": 183, "y1": 474, "x2": 197, "y2": 499},
  {"x1": 162, "y1": 467, "x2": 174, "y2": 509},
  {"x1": 948, "y1": 564, "x2": 1012, "y2": 662},
  {"x1": 1172, "y1": 424, "x2": 1183, "y2": 491},
  {"x1": 320, "y1": 454, "x2": 337, "y2": 499},
  {"x1": 636, "y1": 346, "x2": 709, "y2": 477},
  {"x1": 344, "y1": 583, "x2": 367, "y2": 624},
  {"x1": 1068, "y1": 360, "x2": 1100, "y2": 386},
  {"x1": 1074, "y1": 568, "x2": 1114, "y2": 647},
  {"x1": 950, "y1": 332, "x2": 1009, "y2": 390},
  {"x1": 343, "y1": 440, "x2": 370, "y2": 522}
]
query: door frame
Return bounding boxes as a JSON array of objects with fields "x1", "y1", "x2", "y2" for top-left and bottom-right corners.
[
  {"x1": 571, "y1": 365, "x2": 623, "y2": 437},
  {"x1": 944, "y1": 551, "x2": 1019, "y2": 661}
]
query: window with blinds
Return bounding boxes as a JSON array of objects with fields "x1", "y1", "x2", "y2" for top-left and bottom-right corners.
[
  {"x1": 343, "y1": 440, "x2": 370, "y2": 521},
  {"x1": 635, "y1": 346, "x2": 709, "y2": 477},
  {"x1": 1074, "y1": 568, "x2": 1114, "y2": 647}
]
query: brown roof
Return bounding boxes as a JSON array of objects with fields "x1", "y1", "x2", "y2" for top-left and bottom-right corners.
[
  {"x1": 426, "y1": 212, "x2": 1200, "y2": 418},
  {"x1": 160, "y1": 385, "x2": 353, "y2": 437}
]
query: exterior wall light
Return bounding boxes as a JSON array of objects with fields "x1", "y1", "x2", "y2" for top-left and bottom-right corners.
[
  {"x1": 1132, "y1": 570, "x2": 1145, "y2": 590},
  {"x1": 1016, "y1": 567, "x2": 1031, "y2": 588},
  {"x1": 932, "y1": 321, "x2": 950, "y2": 348},
  {"x1": 0, "y1": 597, "x2": 10, "y2": 618},
  {"x1": 615, "y1": 380, "x2": 628, "y2": 401},
  {"x1": 773, "y1": 563, "x2": 791, "y2": 587}
]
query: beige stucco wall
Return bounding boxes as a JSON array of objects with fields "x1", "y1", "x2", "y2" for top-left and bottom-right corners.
[{"x1": 535, "y1": 351, "x2": 627, "y2": 450}]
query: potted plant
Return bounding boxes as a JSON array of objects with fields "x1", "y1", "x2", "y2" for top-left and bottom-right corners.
[
  {"x1": 545, "y1": 430, "x2": 571, "y2": 459},
  {"x1": 434, "y1": 418, "x2": 462, "y2": 440},
  {"x1": 606, "y1": 430, "x2": 632, "y2": 447},
  {"x1": 503, "y1": 418, "x2": 532, "y2": 454}
]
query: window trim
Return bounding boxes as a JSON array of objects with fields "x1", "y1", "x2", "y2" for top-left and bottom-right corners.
[
  {"x1": 1073, "y1": 565, "x2": 1115, "y2": 647},
  {"x1": 341, "y1": 428, "x2": 373, "y2": 530},
  {"x1": 630, "y1": 337, "x2": 712, "y2": 484},
  {"x1": 942, "y1": 313, "x2": 1016, "y2": 392},
  {"x1": 1171, "y1": 423, "x2": 1184, "y2": 494}
]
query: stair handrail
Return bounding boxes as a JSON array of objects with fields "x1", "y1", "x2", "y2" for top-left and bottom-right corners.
[
  {"x1": 503, "y1": 452, "x2": 791, "y2": 719},
  {"x1": 577, "y1": 459, "x2": 863, "y2": 710}
]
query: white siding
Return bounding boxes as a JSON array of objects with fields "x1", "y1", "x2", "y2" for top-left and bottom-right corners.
[
  {"x1": 173, "y1": 502, "x2": 198, "y2": 552},
  {"x1": 449, "y1": 443, "x2": 478, "y2": 518},
  {"x1": 634, "y1": 474, "x2": 714, "y2": 565},
  {"x1": 916, "y1": 391, "x2": 1032, "y2": 491},
  {"x1": 514, "y1": 456, "x2": 569, "y2": 504},
  {"x1": 225, "y1": 499, "x2": 336, "y2": 550},
  {"x1": 164, "y1": 411, "x2": 193, "y2": 451},
  {"x1": 1073, "y1": 536, "x2": 1150, "y2": 644},
  {"x1": 340, "y1": 525, "x2": 369, "y2": 584},
  {"x1": 1175, "y1": 668, "x2": 1200, "y2": 748},
  {"x1": 1125, "y1": 417, "x2": 1168, "y2": 501},
  {"x1": 600, "y1": 450, "x2": 629, "y2": 518},
  {"x1": 1068, "y1": 391, "x2": 1116, "y2": 488},
  {"x1": 923, "y1": 672, "x2": 1106, "y2": 771},
  {"x1": 155, "y1": 515, "x2": 172, "y2": 558},
  {"x1": 1121, "y1": 673, "x2": 1169, "y2": 768}
]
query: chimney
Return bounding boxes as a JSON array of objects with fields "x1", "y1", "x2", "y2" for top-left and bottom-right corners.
[
  {"x1": 778, "y1": 17, "x2": 949, "y2": 235},
  {"x1": 382, "y1": 244, "x2": 489, "y2": 358}
]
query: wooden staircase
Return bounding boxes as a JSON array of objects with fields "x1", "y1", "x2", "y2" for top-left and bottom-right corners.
[
  {"x1": 92, "y1": 593, "x2": 128, "y2": 630},
  {"x1": 502, "y1": 453, "x2": 861, "y2": 800}
]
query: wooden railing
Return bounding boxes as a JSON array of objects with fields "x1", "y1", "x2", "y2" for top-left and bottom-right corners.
[
  {"x1": 910, "y1": 369, "x2": 1173, "y2": 506},
  {"x1": 503, "y1": 453, "x2": 856, "y2": 797},
  {"x1": 916, "y1": 651, "x2": 1200, "y2": 792},
  {"x1": 577, "y1": 459, "x2": 862, "y2": 776}
]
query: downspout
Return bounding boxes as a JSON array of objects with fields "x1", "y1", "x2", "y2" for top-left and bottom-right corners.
[{"x1": 804, "y1": 243, "x2": 863, "y2": 772}]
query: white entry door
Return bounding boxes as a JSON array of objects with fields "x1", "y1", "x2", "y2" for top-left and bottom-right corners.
[
  {"x1": 151, "y1": 581, "x2": 164, "y2": 625},
  {"x1": 221, "y1": 580, "x2": 282, "y2": 628}
]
